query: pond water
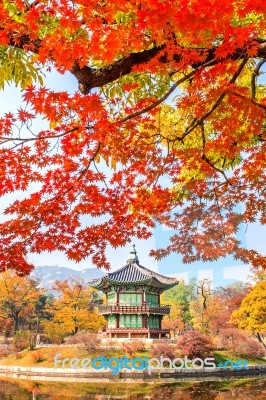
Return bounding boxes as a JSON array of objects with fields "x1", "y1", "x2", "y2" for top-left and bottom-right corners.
[{"x1": 0, "y1": 378, "x2": 265, "y2": 399}]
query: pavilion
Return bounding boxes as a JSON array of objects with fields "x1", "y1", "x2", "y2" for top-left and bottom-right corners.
[{"x1": 89, "y1": 245, "x2": 178, "y2": 339}]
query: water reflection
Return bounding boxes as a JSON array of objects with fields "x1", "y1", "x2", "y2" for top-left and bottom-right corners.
[{"x1": 0, "y1": 378, "x2": 265, "y2": 399}]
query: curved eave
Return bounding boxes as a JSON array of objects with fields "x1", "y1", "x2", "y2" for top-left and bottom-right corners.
[
  {"x1": 89, "y1": 276, "x2": 152, "y2": 290},
  {"x1": 89, "y1": 276, "x2": 178, "y2": 291},
  {"x1": 149, "y1": 276, "x2": 179, "y2": 290},
  {"x1": 88, "y1": 277, "x2": 110, "y2": 290}
]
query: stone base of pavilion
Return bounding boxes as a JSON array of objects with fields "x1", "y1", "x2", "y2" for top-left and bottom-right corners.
[{"x1": 100, "y1": 329, "x2": 172, "y2": 341}]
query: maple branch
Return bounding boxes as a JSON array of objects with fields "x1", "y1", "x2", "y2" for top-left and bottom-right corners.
[
  {"x1": 201, "y1": 123, "x2": 206, "y2": 149},
  {"x1": 6, "y1": 31, "x2": 41, "y2": 53},
  {"x1": 118, "y1": 58, "x2": 217, "y2": 124},
  {"x1": 27, "y1": 0, "x2": 40, "y2": 8},
  {"x1": 92, "y1": 160, "x2": 109, "y2": 189},
  {"x1": 0, "y1": 127, "x2": 80, "y2": 148},
  {"x1": 183, "y1": 57, "x2": 248, "y2": 137},
  {"x1": 5, "y1": 143, "x2": 102, "y2": 248},
  {"x1": 133, "y1": 58, "x2": 248, "y2": 148},
  {"x1": 70, "y1": 41, "x2": 266, "y2": 94},
  {"x1": 201, "y1": 154, "x2": 231, "y2": 183},
  {"x1": 0, "y1": 124, "x2": 93, "y2": 148},
  {"x1": 71, "y1": 46, "x2": 164, "y2": 94},
  {"x1": 53, "y1": 141, "x2": 101, "y2": 202},
  {"x1": 251, "y1": 59, "x2": 266, "y2": 99},
  {"x1": 4, "y1": 22, "x2": 266, "y2": 95},
  {"x1": 213, "y1": 184, "x2": 229, "y2": 240},
  {"x1": 231, "y1": 91, "x2": 266, "y2": 111},
  {"x1": 118, "y1": 74, "x2": 189, "y2": 124},
  {"x1": 200, "y1": 124, "x2": 232, "y2": 184},
  {"x1": 71, "y1": 42, "x2": 266, "y2": 94}
]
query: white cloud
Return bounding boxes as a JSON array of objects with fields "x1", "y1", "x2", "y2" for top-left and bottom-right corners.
[{"x1": 223, "y1": 265, "x2": 251, "y2": 282}]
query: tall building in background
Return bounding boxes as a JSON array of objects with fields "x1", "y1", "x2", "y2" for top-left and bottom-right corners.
[{"x1": 154, "y1": 219, "x2": 250, "y2": 288}]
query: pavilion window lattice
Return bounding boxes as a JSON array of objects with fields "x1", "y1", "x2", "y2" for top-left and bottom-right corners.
[
  {"x1": 119, "y1": 293, "x2": 142, "y2": 305},
  {"x1": 119, "y1": 314, "x2": 142, "y2": 328}
]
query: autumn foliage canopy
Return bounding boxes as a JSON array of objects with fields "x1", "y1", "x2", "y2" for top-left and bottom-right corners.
[{"x1": 0, "y1": 0, "x2": 266, "y2": 272}]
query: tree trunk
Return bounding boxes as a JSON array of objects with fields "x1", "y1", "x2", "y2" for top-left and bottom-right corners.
[
  {"x1": 255, "y1": 333, "x2": 266, "y2": 349},
  {"x1": 13, "y1": 318, "x2": 19, "y2": 333},
  {"x1": 36, "y1": 316, "x2": 39, "y2": 334}
]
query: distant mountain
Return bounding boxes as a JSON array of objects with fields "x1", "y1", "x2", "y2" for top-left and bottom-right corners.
[{"x1": 31, "y1": 265, "x2": 104, "y2": 290}]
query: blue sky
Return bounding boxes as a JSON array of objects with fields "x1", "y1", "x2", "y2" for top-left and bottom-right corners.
[{"x1": 0, "y1": 69, "x2": 265, "y2": 279}]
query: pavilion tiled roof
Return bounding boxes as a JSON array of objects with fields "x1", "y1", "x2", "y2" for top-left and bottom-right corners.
[{"x1": 88, "y1": 245, "x2": 178, "y2": 290}]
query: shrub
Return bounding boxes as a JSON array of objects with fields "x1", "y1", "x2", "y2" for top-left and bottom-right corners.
[
  {"x1": 103, "y1": 339, "x2": 116, "y2": 348},
  {"x1": 178, "y1": 330, "x2": 214, "y2": 358},
  {"x1": 150, "y1": 342, "x2": 177, "y2": 360},
  {"x1": 30, "y1": 350, "x2": 46, "y2": 363},
  {"x1": 65, "y1": 330, "x2": 100, "y2": 353},
  {"x1": 15, "y1": 351, "x2": 24, "y2": 359},
  {"x1": 123, "y1": 340, "x2": 146, "y2": 356},
  {"x1": 0, "y1": 346, "x2": 13, "y2": 358},
  {"x1": 14, "y1": 330, "x2": 35, "y2": 351},
  {"x1": 216, "y1": 328, "x2": 242, "y2": 350},
  {"x1": 217, "y1": 328, "x2": 266, "y2": 359},
  {"x1": 39, "y1": 334, "x2": 52, "y2": 344},
  {"x1": 234, "y1": 338, "x2": 266, "y2": 359},
  {"x1": 44, "y1": 322, "x2": 67, "y2": 344}
]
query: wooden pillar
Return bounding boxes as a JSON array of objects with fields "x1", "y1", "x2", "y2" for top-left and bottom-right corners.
[
  {"x1": 116, "y1": 314, "x2": 119, "y2": 328},
  {"x1": 143, "y1": 291, "x2": 146, "y2": 303},
  {"x1": 142, "y1": 315, "x2": 146, "y2": 328}
]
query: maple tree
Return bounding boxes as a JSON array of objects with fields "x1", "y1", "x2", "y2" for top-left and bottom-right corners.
[
  {"x1": 217, "y1": 328, "x2": 266, "y2": 358},
  {"x1": 178, "y1": 330, "x2": 214, "y2": 358},
  {"x1": 150, "y1": 342, "x2": 176, "y2": 360},
  {"x1": 65, "y1": 330, "x2": 101, "y2": 353},
  {"x1": 249, "y1": 265, "x2": 266, "y2": 282},
  {"x1": 211, "y1": 283, "x2": 249, "y2": 331},
  {"x1": 0, "y1": 0, "x2": 266, "y2": 272},
  {"x1": 162, "y1": 302, "x2": 184, "y2": 336},
  {"x1": 188, "y1": 281, "x2": 250, "y2": 333},
  {"x1": 230, "y1": 281, "x2": 266, "y2": 348}
]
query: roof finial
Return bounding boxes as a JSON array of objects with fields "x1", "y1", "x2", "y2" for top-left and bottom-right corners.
[{"x1": 127, "y1": 243, "x2": 139, "y2": 264}]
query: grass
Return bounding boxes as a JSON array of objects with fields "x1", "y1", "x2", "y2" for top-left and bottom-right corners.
[
  {"x1": 0, "y1": 347, "x2": 264, "y2": 369},
  {"x1": 214, "y1": 350, "x2": 266, "y2": 365},
  {"x1": 0, "y1": 347, "x2": 107, "y2": 368}
]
